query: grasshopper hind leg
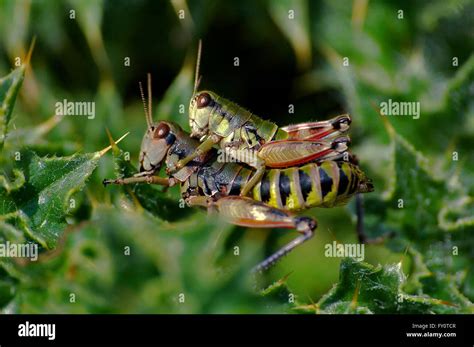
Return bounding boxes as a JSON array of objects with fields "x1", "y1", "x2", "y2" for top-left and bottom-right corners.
[
  {"x1": 212, "y1": 196, "x2": 317, "y2": 273},
  {"x1": 252, "y1": 216, "x2": 316, "y2": 273}
]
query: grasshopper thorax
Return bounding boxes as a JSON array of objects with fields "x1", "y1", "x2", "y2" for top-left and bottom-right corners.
[{"x1": 189, "y1": 90, "x2": 220, "y2": 139}]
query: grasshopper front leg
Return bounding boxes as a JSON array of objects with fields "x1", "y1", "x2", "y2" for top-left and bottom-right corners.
[
  {"x1": 103, "y1": 174, "x2": 174, "y2": 187},
  {"x1": 169, "y1": 134, "x2": 221, "y2": 173},
  {"x1": 202, "y1": 196, "x2": 317, "y2": 273}
]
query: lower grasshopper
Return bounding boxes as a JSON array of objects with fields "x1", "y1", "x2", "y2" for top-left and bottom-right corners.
[
  {"x1": 169, "y1": 42, "x2": 354, "y2": 197},
  {"x1": 103, "y1": 82, "x2": 374, "y2": 272}
]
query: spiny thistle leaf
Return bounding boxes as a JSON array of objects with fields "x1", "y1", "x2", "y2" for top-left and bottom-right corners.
[
  {"x1": 359, "y1": 123, "x2": 474, "y2": 309},
  {"x1": 301, "y1": 258, "x2": 471, "y2": 314},
  {"x1": 1, "y1": 149, "x2": 107, "y2": 249},
  {"x1": 106, "y1": 133, "x2": 192, "y2": 221}
]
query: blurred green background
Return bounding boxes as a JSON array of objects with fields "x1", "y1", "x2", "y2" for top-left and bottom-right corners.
[{"x1": 0, "y1": 0, "x2": 473, "y2": 313}]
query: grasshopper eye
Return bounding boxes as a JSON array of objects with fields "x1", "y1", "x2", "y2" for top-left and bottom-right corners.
[
  {"x1": 197, "y1": 93, "x2": 211, "y2": 108},
  {"x1": 154, "y1": 122, "x2": 170, "y2": 139}
]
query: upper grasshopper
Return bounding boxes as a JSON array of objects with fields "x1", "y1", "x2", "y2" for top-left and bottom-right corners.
[
  {"x1": 169, "y1": 41, "x2": 354, "y2": 197},
  {"x1": 104, "y1": 75, "x2": 374, "y2": 272}
]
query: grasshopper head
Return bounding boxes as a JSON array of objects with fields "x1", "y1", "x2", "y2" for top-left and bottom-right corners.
[
  {"x1": 189, "y1": 90, "x2": 219, "y2": 139},
  {"x1": 136, "y1": 74, "x2": 201, "y2": 175},
  {"x1": 137, "y1": 74, "x2": 180, "y2": 173},
  {"x1": 138, "y1": 121, "x2": 177, "y2": 173}
]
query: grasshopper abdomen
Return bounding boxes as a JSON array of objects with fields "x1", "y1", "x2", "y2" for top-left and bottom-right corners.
[{"x1": 242, "y1": 161, "x2": 372, "y2": 211}]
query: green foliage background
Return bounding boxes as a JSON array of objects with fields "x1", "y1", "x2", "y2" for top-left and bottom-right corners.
[{"x1": 0, "y1": 0, "x2": 473, "y2": 313}]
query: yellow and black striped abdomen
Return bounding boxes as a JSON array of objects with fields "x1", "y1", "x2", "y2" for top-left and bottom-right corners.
[{"x1": 252, "y1": 161, "x2": 372, "y2": 211}]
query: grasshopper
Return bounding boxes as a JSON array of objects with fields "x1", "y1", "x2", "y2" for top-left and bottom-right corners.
[
  {"x1": 169, "y1": 42, "x2": 354, "y2": 197},
  {"x1": 103, "y1": 76, "x2": 374, "y2": 272}
]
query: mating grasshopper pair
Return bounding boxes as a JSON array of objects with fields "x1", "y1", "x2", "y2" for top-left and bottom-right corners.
[
  {"x1": 104, "y1": 57, "x2": 374, "y2": 272},
  {"x1": 168, "y1": 42, "x2": 355, "y2": 197}
]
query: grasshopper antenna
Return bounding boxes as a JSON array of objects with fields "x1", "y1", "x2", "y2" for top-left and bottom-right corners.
[
  {"x1": 147, "y1": 73, "x2": 153, "y2": 124},
  {"x1": 193, "y1": 40, "x2": 202, "y2": 95},
  {"x1": 139, "y1": 77, "x2": 153, "y2": 129}
]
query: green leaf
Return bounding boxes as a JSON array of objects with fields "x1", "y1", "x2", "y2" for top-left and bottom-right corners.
[
  {"x1": 0, "y1": 149, "x2": 106, "y2": 249},
  {"x1": 260, "y1": 272, "x2": 292, "y2": 296},
  {"x1": 6, "y1": 204, "x2": 286, "y2": 313},
  {"x1": 308, "y1": 258, "x2": 465, "y2": 314},
  {"x1": 107, "y1": 136, "x2": 193, "y2": 222},
  {"x1": 0, "y1": 266, "x2": 17, "y2": 309},
  {"x1": 0, "y1": 65, "x2": 25, "y2": 150},
  {"x1": 359, "y1": 121, "x2": 474, "y2": 308},
  {"x1": 383, "y1": 128, "x2": 447, "y2": 241}
]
